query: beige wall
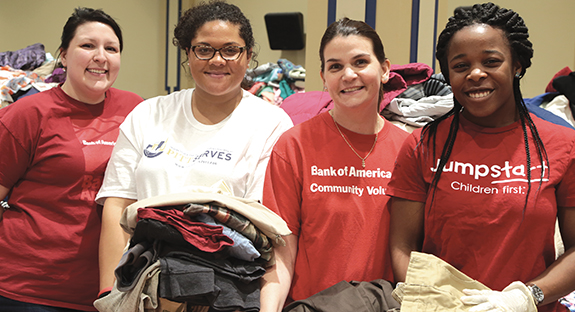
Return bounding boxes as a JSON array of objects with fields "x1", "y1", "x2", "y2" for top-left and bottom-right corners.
[{"x1": 1, "y1": 1, "x2": 574, "y2": 99}]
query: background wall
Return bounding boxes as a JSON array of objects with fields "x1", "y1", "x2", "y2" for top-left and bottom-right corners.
[{"x1": 1, "y1": 1, "x2": 574, "y2": 99}]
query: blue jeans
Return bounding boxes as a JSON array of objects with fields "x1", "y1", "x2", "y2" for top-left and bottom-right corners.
[{"x1": 0, "y1": 295, "x2": 88, "y2": 312}]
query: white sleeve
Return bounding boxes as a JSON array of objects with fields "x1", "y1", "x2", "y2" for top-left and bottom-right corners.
[
  {"x1": 244, "y1": 110, "x2": 293, "y2": 202},
  {"x1": 95, "y1": 128, "x2": 141, "y2": 204}
]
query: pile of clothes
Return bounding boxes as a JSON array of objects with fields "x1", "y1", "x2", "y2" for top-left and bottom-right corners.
[
  {"x1": 0, "y1": 43, "x2": 65, "y2": 107},
  {"x1": 94, "y1": 183, "x2": 291, "y2": 312},
  {"x1": 243, "y1": 58, "x2": 305, "y2": 106}
]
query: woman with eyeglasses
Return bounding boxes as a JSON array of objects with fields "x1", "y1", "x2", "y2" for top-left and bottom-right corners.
[{"x1": 95, "y1": 0, "x2": 293, "y2": 297}]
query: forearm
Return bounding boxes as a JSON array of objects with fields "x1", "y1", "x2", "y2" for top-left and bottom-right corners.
[
  {"x1": 389, "y1": 197, "x2": 425, "y2": 283},
  {"x1": 260, "y1": 234, "x2": 297, "y2": 312},
  {"x1": 98, "y1": 197, "x2": 134, "y2": 290},
  {"x1": 528, "y1": 246, "x2": 575, "y2": 305}
]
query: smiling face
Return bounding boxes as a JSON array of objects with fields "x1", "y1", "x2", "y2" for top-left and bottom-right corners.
[
  {"x1": 321, "y1": 34, "x2": 390, "y2": 113},
  {"x1": 188, "y1": 20, "x2": 251, "y2": 100},
  {"x1": 447, "y1": 24, "x2": 521, "y2": 127},
  {"x1": 60, "y1": 21, "x2": 121, "y2": 104}
]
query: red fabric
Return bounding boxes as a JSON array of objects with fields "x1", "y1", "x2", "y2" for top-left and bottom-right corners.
[
  {"x1": 0, "y1": 86, "x2": 142, "y2": 311},
  {"x1": 137, "y1": 207, "x2": 233, "y2": 252},
  {"x1": 263, "y1": 112, "x2": 409, "y2": 301},
  {"x1": 387, "y1": 115, "x2": 575, "y2": 312},
  {"x1": 545, "y1": 66, "x2": 572, "y2": 93}
]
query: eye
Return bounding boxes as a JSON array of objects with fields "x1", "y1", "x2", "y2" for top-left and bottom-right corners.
[
  {"x1": 354, "y1": 58, "x2": 369, "y2": 66},
  {"x1": 106, "y1": 46, "x2": 119, "y2": 53},
  {"x1": 196, "y1": 46, "x2": 213, "y2": 54},
  {"x1": 81, "y1": 43, "x2": 94, "y2": 49},
  {"x1": 327, "y1": 63, "x2": 342, "y2": 71},
  {"x1": 451, "y1": 62, "x2": 469, "y2": 72},
  {"x1": 222, "y1": 47, "x2": 240, "y2": 54},
  {"x1": 484, "y1": 59, "x2": 502, "y2": 67}
]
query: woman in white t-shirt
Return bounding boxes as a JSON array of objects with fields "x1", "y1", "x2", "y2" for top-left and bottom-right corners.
[{"x1": 95, "y1": 0, "x2": 292, "y2": 298}]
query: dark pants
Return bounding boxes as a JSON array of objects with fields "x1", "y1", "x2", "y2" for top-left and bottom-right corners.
[{"x1": 0, "y1": 295, "x2": 88, "y2": 312}]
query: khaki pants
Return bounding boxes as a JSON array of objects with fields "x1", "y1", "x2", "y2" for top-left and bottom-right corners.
[{"x1": 396, "y1": 252, "x2": 490, "y2": 312}]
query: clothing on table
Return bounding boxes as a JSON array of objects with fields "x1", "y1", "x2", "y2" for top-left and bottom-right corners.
[
  {"x1": 383, "y1": 94, "x2": 454, "y2": 127},
  {"x1": 263, "y1": 112, "x2": 409, "y2": 301},
  {"x1": 387, "y1": 114, "x2": 575, "y2": 312},
  {"x1": 96, "y1": 88, "x2": 293, "y2": 204},
  {"x1": 524, "y1": 93, "x2": 575, "y2": 130},
  {"x1": 283, "y1": 279, "x2": 399, "y2": 312},
  {"x1": 0, "y1": 86, "x2": 142, "y2": 311}
]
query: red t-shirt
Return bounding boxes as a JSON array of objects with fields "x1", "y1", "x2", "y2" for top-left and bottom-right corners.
[
  {"x1": 0, "y1": 86, "x2": 142, "y2": 310},
  {"x1": 263, "y1": 112, "x2": 408, "y2": 301},
  {"x1": 387, "y1": 114, "x2": 575, "y2": 312}
]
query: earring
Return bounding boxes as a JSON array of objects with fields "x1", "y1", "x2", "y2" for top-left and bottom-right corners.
[
  {"x1": 515, "y1": 72, "x2": 521, "y2": 78},
  {"x1": 187, "y1": 62, "x2": 190, "y2": 66},
  {"x1": 323, "y1": 86, "x2": 327, "y2": 91}
]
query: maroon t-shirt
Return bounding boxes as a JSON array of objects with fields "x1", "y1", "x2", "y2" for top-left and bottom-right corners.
[{"x1": 0, "y1": 86, "x2": 142, "y2": 310}]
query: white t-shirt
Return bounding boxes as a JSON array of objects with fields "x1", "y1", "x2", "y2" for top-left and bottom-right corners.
[{"x1": 96, "y1": 88, "x2": 293, "y2": 203}]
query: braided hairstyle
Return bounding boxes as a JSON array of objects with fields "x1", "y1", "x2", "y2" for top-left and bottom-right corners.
[{"x1": 424, "y1": 2, "x2": 548, "y2": 210}]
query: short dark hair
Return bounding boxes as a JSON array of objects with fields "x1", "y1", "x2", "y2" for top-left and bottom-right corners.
[
  {"x1": 173, "y1": 0, "x2": 255, "y2": 60},
  {"x1": 59, "y1": 7, "x2": 123, "y2": 52}
]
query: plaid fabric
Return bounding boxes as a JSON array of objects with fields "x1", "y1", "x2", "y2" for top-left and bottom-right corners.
[{"x1": 183, "y1": 203, "x2": 273, "y2": 262}]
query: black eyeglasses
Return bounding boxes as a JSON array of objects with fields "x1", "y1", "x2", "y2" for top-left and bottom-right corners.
[{"x1": 191, "y1": 45, "x2": 247, "y2": 61}]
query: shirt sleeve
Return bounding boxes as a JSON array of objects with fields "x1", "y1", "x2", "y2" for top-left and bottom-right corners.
[
  {"x1": 386, "y1": 131, "x2": 429, "y2": 203},
  {"x1": 262, "y1": 136, "x2": 302, "y2": 236},
  {"x1": 556, "y1": 137, "x2": 575, "y2": 207},
  {"x1": 95, "y1": 128, "x2": 141, "y2": 204},
  {"x1": 244, "y1": 111, "x2": 293, "y2": 202}
]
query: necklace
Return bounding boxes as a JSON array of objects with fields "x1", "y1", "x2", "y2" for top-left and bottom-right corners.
[{"x1": 332, "y1": 117, "x2": 378, "y2": 168}]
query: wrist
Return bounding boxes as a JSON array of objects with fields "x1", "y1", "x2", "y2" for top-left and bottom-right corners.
[{"x1": 528, "y1": 284, "x2": 544, "y2": 306}]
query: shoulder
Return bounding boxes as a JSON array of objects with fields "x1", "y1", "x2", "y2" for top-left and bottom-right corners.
[
  {"x1": 235, "y1": 91, "x2": 293, "y2": 130},
  {"x1": 128, "y1": 89, "x2": 191, "y2": 117},
  {"x1": 274, "y1": 112, "x2": 329, "y2": 146},
  {"x1": 531, "y1": 113, "x2": 575, "y2": 146}
]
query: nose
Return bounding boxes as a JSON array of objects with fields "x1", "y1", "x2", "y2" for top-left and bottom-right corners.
[
  {"x1": 209, "y1": 50, "x2": 226, "y2": 65},
  {"x1": 342, "y1": 66, "x2": 357, "y2": 80},
  {"x1": 467, "y1": 67, "x2": 486, "y2": 81},
  {"x1": 93, "y1": 47, "x2": 106, "y2": 63}
]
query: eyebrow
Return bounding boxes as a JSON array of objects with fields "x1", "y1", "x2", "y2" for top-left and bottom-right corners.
[
  {"x1": 194, "y1": 41, "x2": 243, "y2": 47},
  {"x1": 326, "y1": 53, "x2": 370, "y2": 63},
  {"x1": 449, "y1": 49, "x2": 504, "y2": 62}
]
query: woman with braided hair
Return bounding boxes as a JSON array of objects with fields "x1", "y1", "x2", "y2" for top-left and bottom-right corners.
[{"x1": 388, "y1": 3, "x2": 575, "y2": 311}]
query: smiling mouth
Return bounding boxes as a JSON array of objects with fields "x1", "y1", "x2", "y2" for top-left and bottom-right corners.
[
  {"x1": 87, "y1": 69, "x2": 107, "y2": 74},
  {"x1": 341, "y1": 86, "x2": 364, "y2": 93},
  {"x1": 467, "y1": 90, "x2": 493, "y2": 98}
]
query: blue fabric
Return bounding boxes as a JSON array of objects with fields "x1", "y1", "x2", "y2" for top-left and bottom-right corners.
[
  {"x1": 524, "y1": 92, "x2": 574, "y2": 130},
  {"x1": 0, "y1": 295, "x2": 87, "y2": 312}
]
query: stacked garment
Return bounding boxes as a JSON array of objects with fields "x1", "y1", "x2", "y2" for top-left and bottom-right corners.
[
  {"x1": 382, "y1": 73, "x2": 453, "y2": 132},
  {"x1": 243, "y1": 58, "x2": 305, "y2": 106},
  {"x1": 94, "y1": 185, "x2": 291, "y2": 312},
  {"x1": 0, "y1": 43, "x2": 62, "y2": 107}
]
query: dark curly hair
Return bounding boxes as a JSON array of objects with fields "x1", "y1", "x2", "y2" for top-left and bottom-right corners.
[
  {"x1": 423, "y1": 2, "x2": 547, "y2": 211},
  {"x1": 173, "y1": 0, "x2": 256, "y2": 64}
]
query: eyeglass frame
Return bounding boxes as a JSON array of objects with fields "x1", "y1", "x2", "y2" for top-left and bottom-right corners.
[{"x1": 190, "y1": 45, "x2": 248, "y2": 61}]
